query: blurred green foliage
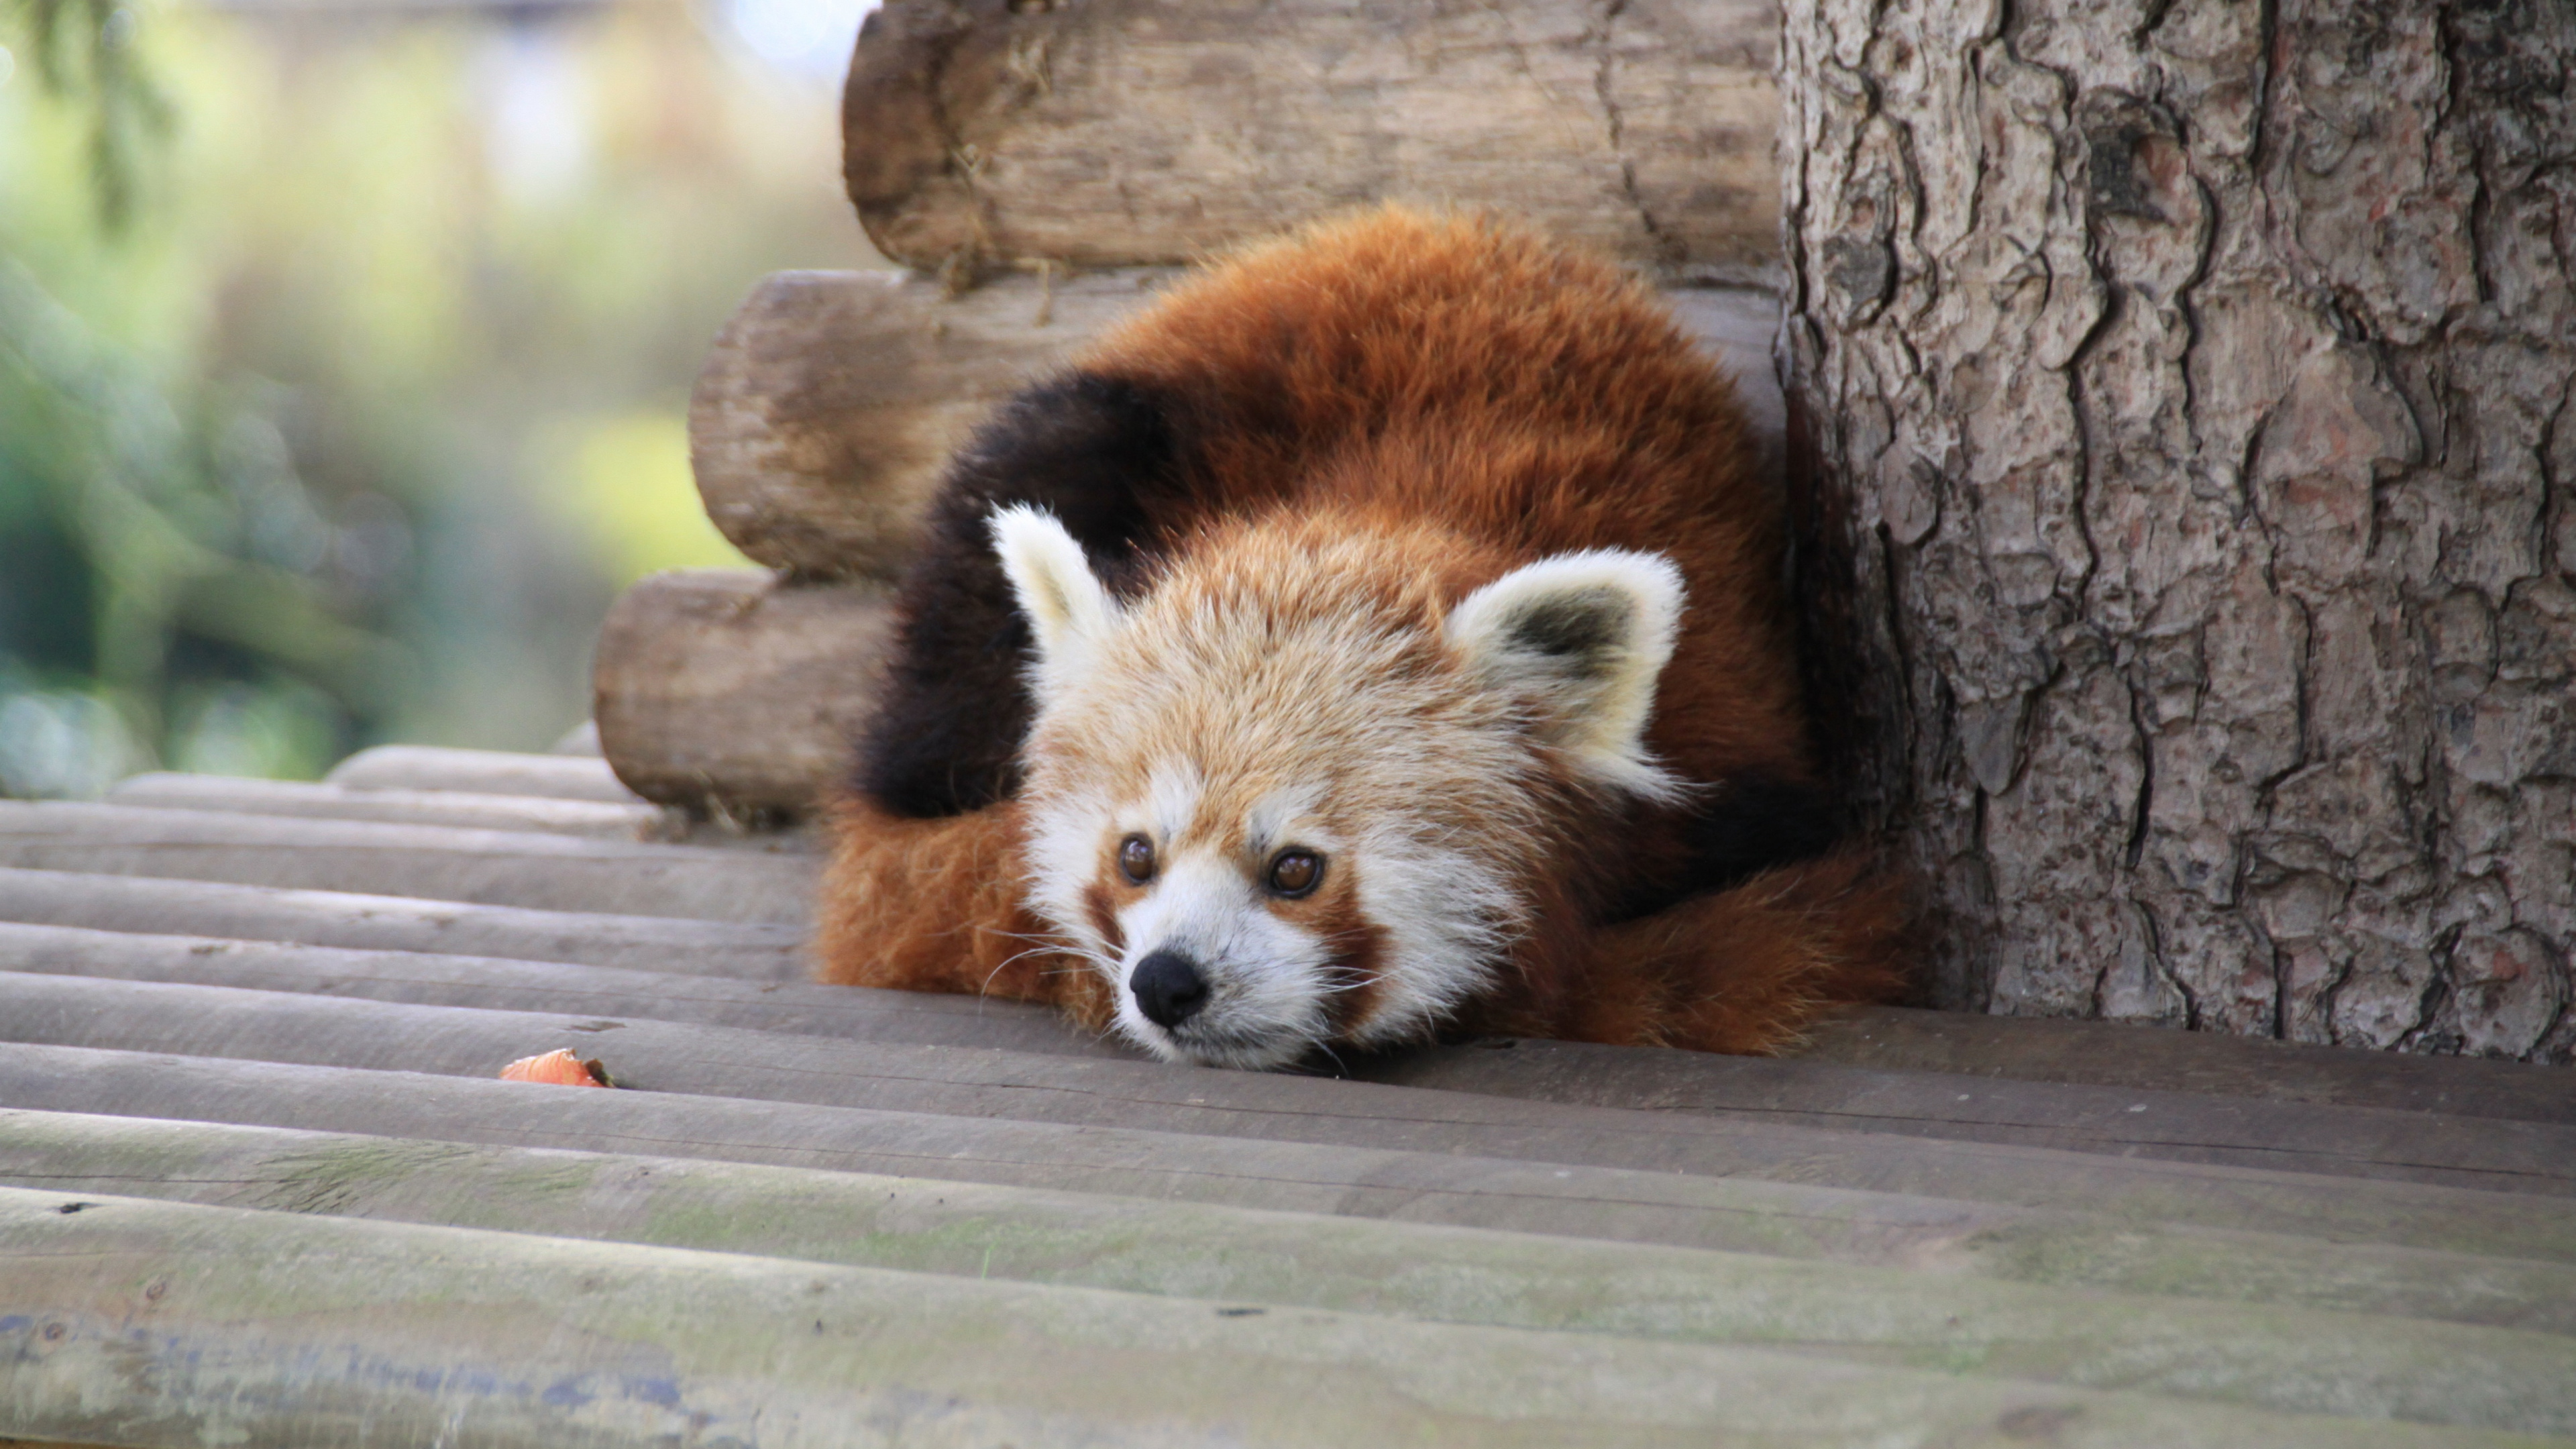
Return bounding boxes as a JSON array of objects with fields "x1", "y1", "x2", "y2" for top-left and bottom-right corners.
[
  {"x1": 2, "y1": 0, "x2": 171, "y2": 229},
  {"x1": 0, "y1": 0, "x2": 869, "y2": 796}
]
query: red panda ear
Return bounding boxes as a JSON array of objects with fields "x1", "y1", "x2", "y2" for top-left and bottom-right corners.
[
  {"x1": 1444, "y1": 550, "x2": 1688, "y2": 802},
  {"x1": 989, "y1": 505, "x2": 1119, "y2": 700}
]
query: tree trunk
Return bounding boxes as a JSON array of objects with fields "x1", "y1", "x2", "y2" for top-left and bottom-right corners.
[{"x1": 1780, "y1": 1, "x2": 2576, "y2": 1061}]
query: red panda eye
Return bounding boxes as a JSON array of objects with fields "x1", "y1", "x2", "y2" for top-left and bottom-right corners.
[
  {"x1": 1267, "y1": 850, "x2": 1323, "y2": 898},
  {"x1": 1118, "y1": 835, "x2": 1157, "y2": 884}
]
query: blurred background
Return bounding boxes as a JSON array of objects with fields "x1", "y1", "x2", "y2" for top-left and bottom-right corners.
[{"x1": 0, "y1": 0, "x2": 881, "y2": 797}]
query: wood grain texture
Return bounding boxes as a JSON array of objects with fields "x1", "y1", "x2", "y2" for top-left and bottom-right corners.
[
  {"x1": 8, "y1": 1114, "x2": 2571, "y2": 1433},
  {"x1": 0, "y1": 921, "x2": 1114, "y2": 1057},
  {"x1": 841, "y1": 0, "x2": 1781, "y2": 281},
  {"x1": 323, "y1": 745, "x2": 638, "y2": 804},
  {"x1": 10, "y1": 1042, "x2": 2576, "y2": 1279},
  {"x1": 0, "y1": 802, "x2": 816, "y2": 925},
  {"x1": 690, "y1": 268, "x2": 1169, "y2": 578},
  {"x1": 11, "y1": 971, "x2": 2575, "y2": 1203},
  {"x1": 592, "y1": 569, "x2": 896, "y2": 814},
  {"x1": 690, "y1": 268, "x2": 1787, "y2": 578},
  {"x1": 105, "y1": 773, "x2": 677, "y2": 840},
  {"x1": 1796, "y1": 1006, "x2": 2576, "y2": 1126},
  {"x1": 0, "y1": 865, "x2": 805, "y2": 978},
  {"x1": 15, "y1": 1189, "x2": 2528, "y2": 1449},
  {"x1": 1780, "y1": 0, "x2": 2576, "y2": 1061}
]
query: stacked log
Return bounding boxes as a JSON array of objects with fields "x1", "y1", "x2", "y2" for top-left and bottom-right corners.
[
  {"x1": 841, "y1": 0, "x2": 1782, "y2": 284},
  {"x1": 603, "y1": 0, "x2": 1800, "y2": 819}
]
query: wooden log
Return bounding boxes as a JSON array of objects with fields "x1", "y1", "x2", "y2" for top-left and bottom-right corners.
[
  {"x1": 0, "y1": 920, "x2": 1115, "y2": 1057},
  {"x1": 842, "y1": 0, "x2": 1782, "y2": 281},
  {"x1": 105, "y1": 772, "x2": 678, "y2": 840},
  {"x1": 0, "y1": 866, "x2": 804, "y2": 977},
  {"x1": 8, "y1": 1190, "x2": 2518, "y2": 1449},
  {"x1": 689, "y1": 269, "x2": 1784, "y2": 578},
  {"x1": 592, "y1": 571, "x2": 894, "y2": 816},
  {"x1": 1797, "y1": 1007, "x2": 2576, "y2": 1126},
  {"x1": 322, "y1": 745, "x2": 639, "y2": 803},
  {"x1": 692, "y1": 267, "x2": 1171, "y2": 579},
  {"x1": 12, "y1": 1046, "x2": 2575, "y2": 1305},
  {"x1": 0, "y1": 803, "x2": 815, "y2": 925},
  {"x1": 11, "y1": 973, "x2": 2576, "y2": 1226},
  {"x1": 5, "y1": 1113, "x2": 2569, "y2": 1430}
]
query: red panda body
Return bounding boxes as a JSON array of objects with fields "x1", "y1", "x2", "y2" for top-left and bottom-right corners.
[{"x1": 819, "y1": 209, "x2": 1909, "y2": 1067}]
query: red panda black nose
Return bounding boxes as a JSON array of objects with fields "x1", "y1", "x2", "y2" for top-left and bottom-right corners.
[{"x1": 1131, "y1": 950, "x2": 1210, "y2": 1029}]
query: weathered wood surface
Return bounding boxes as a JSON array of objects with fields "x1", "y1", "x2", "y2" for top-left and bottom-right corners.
[
  {"x1": 1779, "y1": 1, "x2": 2576, "y2": 1063},
  {"x1": 1794, "y1": 1006, "x2": 2576, "y2": 1126},
  {"x1": 323, "y1": 744, "x2": 639, "y2": 803},
  {"x1": 12, "y1": 972, "x2": 2576, "y2": 1212},
  {"x1": 1384, "y1": 1033, "x2": 2576, "y2": 1132},
  {"x1": 12, "y1": 747, "x2": 2571, "y2": 1442},
  {"x1": 689, "y1": 269, "x2": 1786, "y2": 578},
  {"x1": 7, "y1": 1059, "x2": 2575, "y2": 1328},
  {"x1": 0, "y1": 802, "x2": 814, "y2": 924},
  {"x1": 24, "y1": 926, "x2": 2565, "y2": 1195},
  {"x1": 692, "y1": 267, "x2": 1171, "y2": 578},
  {"x1": 5, "y1": 1113, "x2": 2569, "y2": 1430},
  {"x1": 12, "y1": 1191, "x2": 2530, "y2": 1449},
  {"x1": 843, "y1": 0, "x2": 1782, "y2": 282},
  {"x1": 0, "y1": 921, "x2": 1110, "y2": 1057},
  {"x1": 592, "y1": 570, "x2": 894, "y2": 814},
  {"x1": 0, "y1": 866, "x2": 804, "y2": 977},
  {"x1": 106, "y1": 771, "x2": 676, "y2": 839}
]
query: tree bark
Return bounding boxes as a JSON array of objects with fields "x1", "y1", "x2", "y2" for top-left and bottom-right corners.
[{"x1": 1781, "y1": 1, "x2": 2576, "y2": 1061}]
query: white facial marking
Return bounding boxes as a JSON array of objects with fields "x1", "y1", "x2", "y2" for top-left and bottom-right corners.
[
  {"x1": 1344, "y1": 826, "x2": 1517, "y2": 1047},
  {"x1": 1144, "y1": 761, "x2": 1204, "y2": 845},
  {"x1": 1243, "y1": 784, "x2": 1326, "y2": 860},
  {"x1": 1112, "y1": 847, "x2": 1331, "y2": 1069}
]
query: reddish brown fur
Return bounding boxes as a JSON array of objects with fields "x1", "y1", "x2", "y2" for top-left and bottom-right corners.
[
  {"x1": 816, "y1": 796, "x2": 1113, "y2": 1030},
  {"x1": 817, "y1": 207, "x2": 1910, "y2": 1055}
]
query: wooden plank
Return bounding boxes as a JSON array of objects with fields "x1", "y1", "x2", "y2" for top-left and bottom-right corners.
[
  {"x1": 4, "y1": 1112, "x2": 2569, "y2": 1432},
  {"x1": 105, "y1": 772, "x2": 678, "y2": 840},
  {"x1": 1354, "y1": 1037, "x2": 2576, "y2": 1170},
  {"x1": 592, "y1": 571, "x2": 893, "y2": 815},
  {"x1": 0, "y1": 866, "x2": 804, "y2": 977},
  {"x1": 843, "y1": 0, "x2": 1782, "y2": 280},
  {"x1": 1795, "y1": 1006, "x2": 2576, "y2": 1126},
  {"x1": 322, "y1": 744, "x2": 639, "y2": 802},
  {"x1": 10, "y1": 975, "x2": 2576, "y2": 1238},
  {"x1": 688, "y1": 269, "x2": 1783, "y2": 578},
  {"x1": 0, "y1": 802, "x2": 815, "y2": 924},
  {"x1": 0, "y1": 920, "x2": 1116, "y2": 1057},
  {"x1": 11, "y1": 1046, "x2": 2574, "y2": 1313},
  {"x1": 5, "y1": 1190, "x2": 2522, "y2": 1449}
]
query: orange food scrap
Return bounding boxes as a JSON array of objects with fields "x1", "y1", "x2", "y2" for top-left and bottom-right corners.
[{"x1": 498, "y1": 1049, "x2": 612, "y2": 1087}]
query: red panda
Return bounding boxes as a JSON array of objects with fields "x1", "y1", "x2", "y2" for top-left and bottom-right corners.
[{"x1": 816, "y1": 207, "x2": 1911, "y2": 1069}]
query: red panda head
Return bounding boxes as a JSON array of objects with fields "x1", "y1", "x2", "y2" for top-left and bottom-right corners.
[{"x1": 992, "y1": 504, "x2": 1686, "y2": 1068}]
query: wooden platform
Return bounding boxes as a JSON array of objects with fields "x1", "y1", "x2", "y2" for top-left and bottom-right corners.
[{"x1": 1, "y1": 744, "x2": 2570, "y2": 1447}]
